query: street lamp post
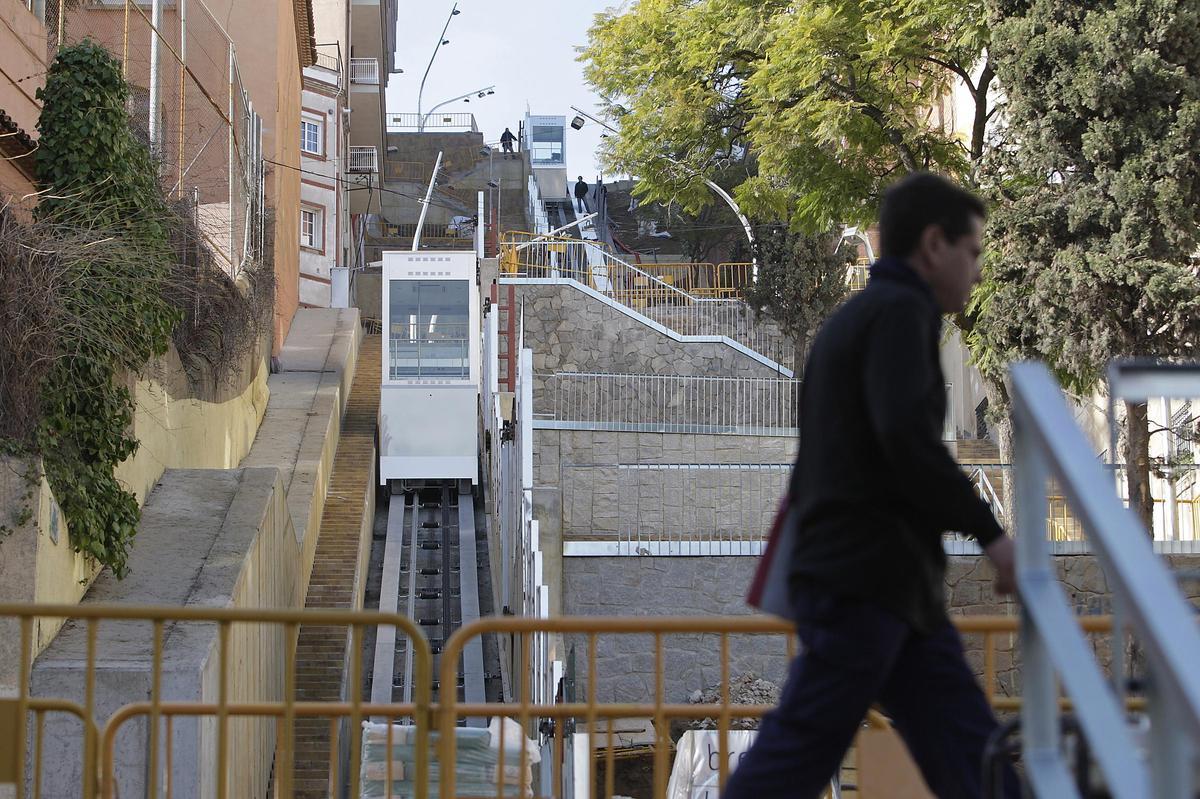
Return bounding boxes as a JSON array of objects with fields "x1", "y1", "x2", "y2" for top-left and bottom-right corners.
[
  {"x1": 567, "y1": 105, "x2": 758, "y2": 276},
  {"x1": 417, "y1": 3, "x2": 460, "y2": 133}
]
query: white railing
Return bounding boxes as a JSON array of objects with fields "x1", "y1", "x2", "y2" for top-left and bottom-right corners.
[
  {"x1": 347, "y1": 146, "x2": 378, "y2": 174},
  {"x1": 536, "y1": 372, "x2": 801, "y2": 435},
  {"x1": 349, "y1": 57, "x2": 379, "y2": 85},
  {"x1": 386, "y1": 112, "x2": 479, "y2": 132},
  {"x1": 501, "y1": 233, "x2": 796, "y2": 372},
  {"x1": 481, "y1": 305, "x2": 559, "y2": 714},
  {"x1": 971, "y1": 466, "x2": 1005, "y2": 519},
  {"x1": 561, "y1": 462, "x2": 790, "y2": 554},
  {"x1": 527, "y1": 175, "x2": 550, "y2": 234},
  {"x1": 1011, "y1": 361, "x2": 1200, "y2": 798}
]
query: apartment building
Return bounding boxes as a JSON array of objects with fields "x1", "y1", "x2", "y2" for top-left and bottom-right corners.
[
  {"x1": 345, "y1": 0, "x2": 397, "y2": 267},
  {"x1": 299, "y1": 1, "x2": 351, "y2": 307}
]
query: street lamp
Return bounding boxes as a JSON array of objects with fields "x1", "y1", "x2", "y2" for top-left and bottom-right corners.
[
  {"x1": 416, "y1": 3, "x2": 461, "y2": 133},
  {"x1": 419, "y1": 85, "x2": 497, "y2": 131},
  {"x1": 568, "y1": 105, "x2": 758, "y2": 275}
]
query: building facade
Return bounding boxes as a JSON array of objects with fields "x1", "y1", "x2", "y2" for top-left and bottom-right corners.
[
  {"x1": 300, "y1": 31, "x2": 349, "y2": 307},
  {"x1": 0, "y1": 0, "x2": 47, "y2": 201}
]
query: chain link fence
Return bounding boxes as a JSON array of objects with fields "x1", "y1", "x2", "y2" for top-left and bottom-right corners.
[{"x1": 43, "y1": 0, "x2": 264, "y2": 278}]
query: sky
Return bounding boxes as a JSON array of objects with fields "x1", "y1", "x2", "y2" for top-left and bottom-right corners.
[{"x1": 384, "y1": 0, "x2": 625, "y2": 181}]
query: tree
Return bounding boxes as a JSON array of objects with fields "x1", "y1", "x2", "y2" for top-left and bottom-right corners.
[
  {"x1": 975, "y1": 0, "x2": 1200, "y2": 531},
  {"x1": 743, "y1": 228, "x2": 853, "y2": 359},
  {"x1": 582, "y1": 0, "x2": 995, "y2": 232}
]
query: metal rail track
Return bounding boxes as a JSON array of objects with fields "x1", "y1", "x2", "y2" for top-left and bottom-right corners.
[{"x1": 370, "y1": 481, "x2": 484, "y2": 724}]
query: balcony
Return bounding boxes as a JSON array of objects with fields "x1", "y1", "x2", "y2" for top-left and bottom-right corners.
[
  {"x1": 347, "y1": 146, "x2": 378, "y2": 174},
  {"x1": 313, "y1": 42, "x2": 341, "y2": 74},
  {"x1": 349, "y1": 57, "x2": 380, "y2": 85},
  {"x1": 304, "y1": 42, "x2": 342, "y2": 89}
]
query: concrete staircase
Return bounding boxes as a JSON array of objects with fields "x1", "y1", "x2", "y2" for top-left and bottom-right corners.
[{"x1": 281, "y1": 335, "x2": 380, "y2": 797}]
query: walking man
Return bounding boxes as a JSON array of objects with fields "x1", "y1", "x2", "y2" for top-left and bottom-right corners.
[
  {"x1": 500, "y1": 127, "x2": 516, "y2": 159},
  {"x1": 727, "y1": 173, "x2": 1019, "y2": 799},
  {"x1": 574, "y1": 176, "x2": 589, "y2": 213}
]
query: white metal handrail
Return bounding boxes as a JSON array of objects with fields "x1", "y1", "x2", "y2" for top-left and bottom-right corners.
[
  {"x1": 971, "y1": 467, "x2": 1004, "y2": 519},
  {"x1": 387, "y1": 112, "x2": 478, "y2": 132},
  {"x1": 537, "y1": 371, "x2": 801, "y2": 435},
  {"x1": 502, "y1": 234, "x2": 796, "y2": 371},
  {"x1": 562, "y1": 462, "x2": 790, "y2": 552},
  {"x1": 1011, "y1": 361, "x2": 1200, "y2": 798},
  {"x1": 527, "y1": 175, "x2": 550, "y2": 234},
  {"x1": 349, "y1": 57, "x2": 379, "y2": 85}
]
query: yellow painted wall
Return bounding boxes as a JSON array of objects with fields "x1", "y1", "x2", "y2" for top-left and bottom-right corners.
[{"x1": 25, "y1": 351, "x2": 270, "y2": 655}]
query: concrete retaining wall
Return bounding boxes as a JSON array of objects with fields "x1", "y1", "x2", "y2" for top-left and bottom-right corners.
[
  {"x1": 0, "y1": 344, "x2": 270, "y2": 685},
  {"x1": 30, "y1": 468, "x2": 298, "y2": 799},
  {"x1": 241, "y1": 307, "x2": 361, "y2": 603}
]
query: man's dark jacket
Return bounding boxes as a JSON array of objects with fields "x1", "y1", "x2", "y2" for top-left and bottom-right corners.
[
  {"x1": 787, "y1": 257, "x2": 1003, "y2": 632},
  {"x1": 574, "y1": 180, "x2": 589, "y2": 199}
]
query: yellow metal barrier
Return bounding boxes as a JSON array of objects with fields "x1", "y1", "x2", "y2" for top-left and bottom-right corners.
[
  {"x1": 0, "y1": 604, "x2": 431, "y2": 799},
  {"x1": 847, "y1": 258, "x2": 871, "y2": 292},
  {"x1": 435, "y1": 614, "x2": 1117, "y2": 799},
  {"x1": 1, "y1": 604, "x2": 1123, "y2": 798}
]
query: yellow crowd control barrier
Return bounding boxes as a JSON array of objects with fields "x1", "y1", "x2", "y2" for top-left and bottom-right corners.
[
  {"x1": 0, "y1": 603, "x2": 432, "y2": 799},
  {"x1": 0, "y1": 605, "x2": 1121, "y2": 799}
]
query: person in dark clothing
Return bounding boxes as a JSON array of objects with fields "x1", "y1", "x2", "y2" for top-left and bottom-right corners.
[
  {"x1": 500, "y1": 127, "x2": 516, "y2": 159},
  {"x1": 725, "y1": 173, "x2": 1019, "y2": 799},
  {"x1": 573, "y1": 177, "x2": 589, "y2": 213}
]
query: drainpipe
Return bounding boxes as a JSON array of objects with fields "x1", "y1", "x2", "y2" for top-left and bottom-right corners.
[{"x1": 148, "y1": 0, "x2": 162, "y2": 148}]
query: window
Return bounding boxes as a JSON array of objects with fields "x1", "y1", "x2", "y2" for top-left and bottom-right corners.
[
  {"x1": 300, "y1": 116, "x2": 323, "y2": 156},
  {"x1": 529, "y1": 124, "x2": 564, "y2": 164},
  {"x1": 388, "y1": 280, "x2": 470, "y2": 380},
  {"x1": 300, "y1": 207, "x2": 322, "y2": 250}
]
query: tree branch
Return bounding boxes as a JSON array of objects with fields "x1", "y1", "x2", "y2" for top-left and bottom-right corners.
[
  {"x1": 820, "y1": 75, "x2": 921, "y2": 172},
  {"x1": 923, "y1": 55, "x2": 977, "y2": 96}
]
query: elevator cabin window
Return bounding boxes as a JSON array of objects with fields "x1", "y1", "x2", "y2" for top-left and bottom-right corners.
[
  {"x1": 388, "y1": 280, "x2": 470, "y2": 379},
  {"x1": 529, "y1": 124, "x2": 564, "y2": 164}
]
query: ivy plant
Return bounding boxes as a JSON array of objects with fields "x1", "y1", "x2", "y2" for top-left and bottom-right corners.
[{"x1": 29, "y1": 40, "x2": 181, "y2": 576}]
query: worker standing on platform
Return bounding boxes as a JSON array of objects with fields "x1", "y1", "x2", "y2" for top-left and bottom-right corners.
[
  {"x1": 731, "y1": 173, "x2": 1020, "y2": 799},
  {"x1": 574, "y1": 176, "x2": 589, "y2": 213},
  {"x1": 500, "y1": 127, "x2": 516, "y2": 159}
]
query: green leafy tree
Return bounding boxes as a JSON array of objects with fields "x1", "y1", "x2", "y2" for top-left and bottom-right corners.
[
  {"x1": 31, "y1": 40, "x2": 181, "y2": 575},
  {"x1": 974, "y1": 0, "x2": 1200, "y2": 531},
  {"x1": 743, "y1": 228, "x2": 853, "y2": 359},
  {"x1": 582, "y1": 0, "x2": 995, "y2": 232}
]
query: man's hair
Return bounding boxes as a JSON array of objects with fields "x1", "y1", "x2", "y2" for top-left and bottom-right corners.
[{"x1": 878, "y1": 172, "x2": 986, "y2": 258}]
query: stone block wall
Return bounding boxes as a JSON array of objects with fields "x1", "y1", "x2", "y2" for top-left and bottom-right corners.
[
  {"x1": 511, "y1": 283, "x2": 790, "y2": 398},
  {"x1": 562, "y1": 553, "x2": 1200, "y2": 706},
  {"x1": 533, "y1": 430, "x2": 797, "y2": 539},
  {"x1": 562, "y1": 556, "x2": 791, "y2": 704}
]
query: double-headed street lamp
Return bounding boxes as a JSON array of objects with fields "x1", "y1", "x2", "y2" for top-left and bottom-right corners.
[
  {"x1": 420, "y1": 86, "x2": 496, "y2": 131},
  {"x1": 417, "y1": 3, "x2": 461, "y2": 133}
]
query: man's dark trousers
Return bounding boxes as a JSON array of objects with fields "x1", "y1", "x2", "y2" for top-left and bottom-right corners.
[{"x1": 723, "y1": 587, "x2": 1019, "y2": 798}]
